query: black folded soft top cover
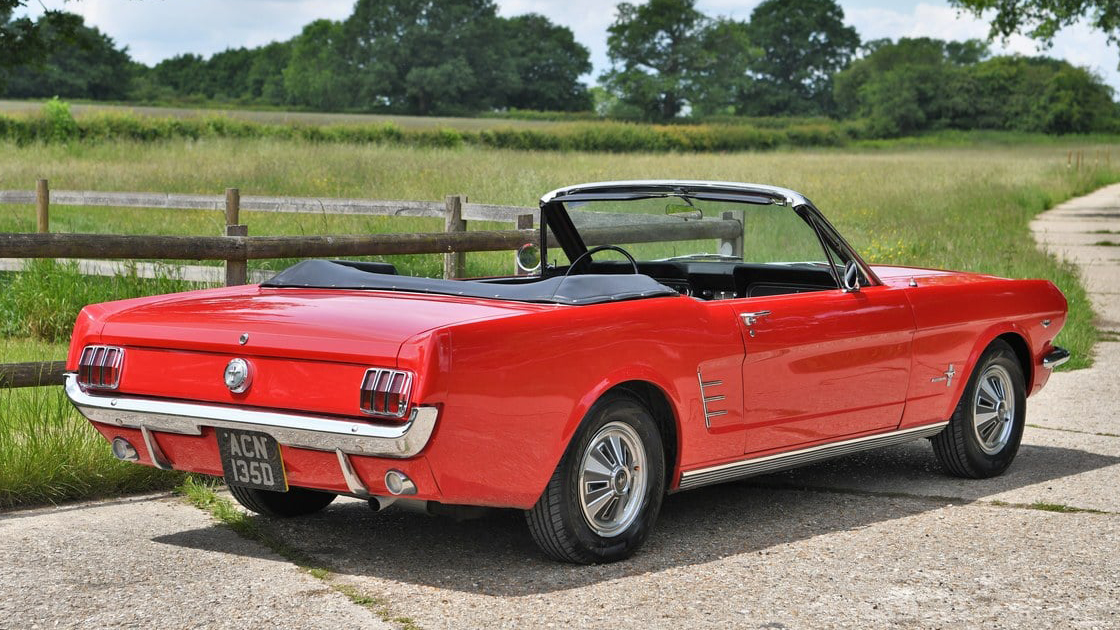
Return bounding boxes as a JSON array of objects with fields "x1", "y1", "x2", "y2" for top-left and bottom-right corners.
[{"x1": 262, "y1": 260, "x2": 677, "y2": 306}]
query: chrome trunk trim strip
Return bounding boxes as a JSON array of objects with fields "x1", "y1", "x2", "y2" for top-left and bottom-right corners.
[
  {"x1": 64, "y1": 374, "x2": 437, "y2": 458},
  {"x1": 678, "y1": 422, "x2": 948, "y2": 490}
]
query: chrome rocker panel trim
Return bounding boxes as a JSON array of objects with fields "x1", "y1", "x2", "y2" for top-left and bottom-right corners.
[
  {"x1": 64, "y1": 373, "x2": 437, "y2": 458},
  {"x1": 678, "y1": 422, "x2": 949, "y2": 491},
  {"x1": 1042, "y1": 346, "x2": 1070, "y2": 370}
]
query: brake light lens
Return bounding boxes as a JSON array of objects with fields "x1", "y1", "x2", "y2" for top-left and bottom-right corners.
[
  {"x1": 77, "y1": 345, "x2": 124, "y2": 390},
  {"x1": 359, "y1": 368, "x2": 413, "y2": 419}
]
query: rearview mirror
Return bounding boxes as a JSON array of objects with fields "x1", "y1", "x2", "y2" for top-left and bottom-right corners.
[
  {"x1": 842, "y1": 260, "x2": 861, "y2": 293},
  {"x1": 665, "y1": 203, "x2": 703, "y2": 221}
]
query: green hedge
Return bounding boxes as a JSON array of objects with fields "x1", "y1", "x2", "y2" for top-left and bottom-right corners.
[{"x1": 0, "y1": 101, "x2": 864, "y2": 152}]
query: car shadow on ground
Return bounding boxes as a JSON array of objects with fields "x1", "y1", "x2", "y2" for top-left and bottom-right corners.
[{"x1": 153, "y1": 440, "x2": 1118, "y2": 596}]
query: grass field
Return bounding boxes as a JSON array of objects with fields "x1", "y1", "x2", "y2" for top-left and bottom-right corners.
[{"x1": 0, "y1": 137, "x2": 1115, "y2": 507}]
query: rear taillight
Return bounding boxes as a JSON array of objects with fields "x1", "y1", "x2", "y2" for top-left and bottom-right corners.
[
  {"x1": 77, "y1": 345, "x2": 124, "y2": 390},
  {"x1": 359, "y1": 368, "x2": 413, "y2": 419}
]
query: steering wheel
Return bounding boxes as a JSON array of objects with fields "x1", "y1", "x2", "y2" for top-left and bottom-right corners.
[{"x1": 563, "y1": 244, "x2": 639, "y2": 278}]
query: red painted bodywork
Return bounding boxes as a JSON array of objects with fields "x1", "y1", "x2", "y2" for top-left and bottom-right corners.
[{"x1": 68, "y1": 263, "x2": 1067, "y2": 510}]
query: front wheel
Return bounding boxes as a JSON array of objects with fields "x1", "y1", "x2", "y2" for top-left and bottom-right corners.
[
  {"x1": 931, "y1": 340, "x2": 1026, "y2": 478},
  {"x1": 227, "y1": 484, "x2": 337, "y2": 517},
  {"x1": 526, "y1": 393, "x2": 665, "y2": 564}
]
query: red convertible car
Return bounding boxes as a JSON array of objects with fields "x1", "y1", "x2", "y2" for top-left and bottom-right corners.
[{"x1": 65, "y1": 181, "x2": 1069, "y2": 563}]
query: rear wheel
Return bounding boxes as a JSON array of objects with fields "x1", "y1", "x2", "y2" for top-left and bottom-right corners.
[
  {"x1": 931, "y1": 340, "x2": 1026, "y2": 478},
  {"x1": 526, "y1": 393, "x2": 665, "y2": 564},
  {"x1": 227, "y1": 484, "x2": 337, "y2": 517}
]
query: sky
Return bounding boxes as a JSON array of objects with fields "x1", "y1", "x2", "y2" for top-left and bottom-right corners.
[{"x1": 14, "y1": 0, "x2": 1120, "y2": 95}]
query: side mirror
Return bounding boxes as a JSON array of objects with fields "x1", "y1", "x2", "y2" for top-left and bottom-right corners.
[
  {"x1": 842, "y1": 260, "x2": 861, "y2": 293},
  {"x1": 515, "y1": 243, "x2": 541, "y2": 273}
]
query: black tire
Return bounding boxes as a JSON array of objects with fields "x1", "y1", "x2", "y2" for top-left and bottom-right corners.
[
  {"x1": 227, "y1": 484, "x2": 337, "y2": 517},
  {"x1": 525, "y1": 392, "x2": 665, "y2": 564},
  {"x1": 931, "y1": 340, "x2": 1026, "y2": 478}
]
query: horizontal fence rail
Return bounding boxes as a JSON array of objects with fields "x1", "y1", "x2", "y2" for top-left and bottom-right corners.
[
  {"x1": 0, "y1": 189, "x2": 540, "y2": 223},
  {"x1": 0, "y1": 221, "x2": 737, "y2": 260},
  {"x1": 0, "y1": 361, "x2": 67, "y2": 388}
]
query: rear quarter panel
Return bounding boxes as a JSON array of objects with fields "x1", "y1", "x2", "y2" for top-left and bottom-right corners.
[{"x1": 404, "y1": 295, "x2": 745, "y2": 509}]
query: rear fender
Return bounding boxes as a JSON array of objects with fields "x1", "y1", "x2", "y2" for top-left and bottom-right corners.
[{"x1": 557, "y1": 365, "x2": 685, "y2": 480}]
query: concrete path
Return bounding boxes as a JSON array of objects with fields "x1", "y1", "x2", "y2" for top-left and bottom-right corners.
[
  {"x1": 2, "y1": 185, "x2": 1119, "y2": 628},
  {"x1": 0, "y1": 494, "x2": 388, "y2": 630}
]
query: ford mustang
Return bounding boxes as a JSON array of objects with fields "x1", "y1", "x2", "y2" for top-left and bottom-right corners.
[{"x1": 64, "y1": 180, "x2": 1070, "y2": 563}]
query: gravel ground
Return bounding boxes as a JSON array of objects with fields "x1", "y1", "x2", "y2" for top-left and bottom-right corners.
[
  {"x1": 0, "y1": 494, "x2": 388, "y2": 630},
  {"x1": 1, "y1": 185, "x2": 1118, "y2": 629}
]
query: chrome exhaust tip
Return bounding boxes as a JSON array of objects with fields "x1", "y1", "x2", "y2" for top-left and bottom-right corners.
[
  {"x1": 368, "y1": 496, "x2": 398, "y2": 512},
  {"x1": 384, "y1": 469, "x2": 417, "y2": 496},
  {"x1": 111, "y1": 437, "x2": 139, "y2": 461}
]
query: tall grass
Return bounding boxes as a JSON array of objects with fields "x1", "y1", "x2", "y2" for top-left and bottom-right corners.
[
  {"x1": 0, "y1": 261, "x2": 204, "y2": 342},
  {"x1": 0, "y1": 386, "x2": 183, "y2": 508}
]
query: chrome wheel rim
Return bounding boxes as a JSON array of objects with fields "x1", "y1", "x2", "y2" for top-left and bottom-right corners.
[
  {"x1": 972, "y1": 364, "x2": 1015, "y2": 455},
  {"x1": 578, "y1": 421, "x2": 647, "y2": 537}
]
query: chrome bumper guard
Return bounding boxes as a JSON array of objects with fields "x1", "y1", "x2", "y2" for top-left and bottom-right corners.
[
  {"x1": 64, "y1": 373, "x2": 438, "y2": 459},
  {"x1": 1042, "y1": 346, "x2": 1071, "y2": 370}
]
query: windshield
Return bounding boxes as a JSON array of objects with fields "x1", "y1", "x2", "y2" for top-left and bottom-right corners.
[{"x1": 554, "y1": 195, "x2": 832, "y2": 267}]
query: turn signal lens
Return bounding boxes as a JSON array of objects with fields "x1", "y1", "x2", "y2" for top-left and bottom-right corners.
[
  {"x1": 77, "y1": 345, "x2": 125, "y2": 390},
  {"x1": 359, "y1": 368, "x2": 413, "y2": 419}
]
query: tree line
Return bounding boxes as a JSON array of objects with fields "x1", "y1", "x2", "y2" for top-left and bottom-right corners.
[{"x1": 1, "y1": 0, "x2": 1117, "y2": 135}]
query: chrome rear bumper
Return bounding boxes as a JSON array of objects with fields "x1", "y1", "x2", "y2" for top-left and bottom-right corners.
[{"x1": 64, "y1": 373, "x2": 438, "y2": 459}]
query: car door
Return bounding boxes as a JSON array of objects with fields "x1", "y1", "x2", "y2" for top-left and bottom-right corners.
[{"x1": 734, "y1": 283, "x2": 916, "y2": 455}]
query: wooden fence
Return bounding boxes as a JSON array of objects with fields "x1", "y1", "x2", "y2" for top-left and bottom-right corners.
[
  {"x1": 1, "y1": 179, "x2": 544, "y2": 283},
  {"x1": 0, "y1": 180, "x2": 745, "y2": 388}
]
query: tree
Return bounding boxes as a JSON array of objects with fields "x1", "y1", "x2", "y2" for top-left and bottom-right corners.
[
  {"x1": 1, "y1": 11, "x2": 132, "y2": 100},
  {"x1": 245, "y1": 41, "x2": 291, "y2": 103},
  {"x1": 949, "y1": 0, "x2": 1120, "y2": 46},
  {"x1": 689, "y1": 18, "x2": 758, "y2": 117},
  {"x1": 741, "y1": 0, "x2": 860, "y2": 117},
  {"x1": 1028, "y1": 62, "x2": 1116, "y2": 132},
  {"x1": 1, "y1": 4, "x2": 85, "y2": 91},
  {"x1": 835, "y1": 38, "x2": 991, "y2": 134},
  {"x1": 345, "y1": 0, "x2": 516, "y2": 115},
  {"x1": 151, "y1": 54, "x2": 208, "y2": 97},
  {"x1": 283, "y1": 20, "x2": 355, "y2": 111},
  {"x1": 600, "y1": 0, "x2": 711, "y2": 120},
  {"x1": 504, "y1": 14, "x2": 592, "y2": 112},
  {"x1": 205, "y1": 47, "x2": 255, "y2": 100},
  {"x1": 834, "y1": 36, "x2": 1117, "y2": 136}
]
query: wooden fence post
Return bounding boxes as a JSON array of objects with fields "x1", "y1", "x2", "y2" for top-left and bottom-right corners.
[
  {"x1": 721, "y1": 210, "x2": 744, "y2": 259},
  {"x1": 35, "y1": 179, "x2": 49, "y2": 233},
  {"x1": 225, "y1": 188, "x2": 248, "y2": 286},
  {"x1": 515, "y1": 213, "x2": 534, "y2": 276},
  {"x1": 444, "y1": 194, "x2": 466, "y2": 279}
]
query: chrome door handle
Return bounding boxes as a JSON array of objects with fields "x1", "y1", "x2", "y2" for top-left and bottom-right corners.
[{"x1": 740, "y1": 310, "x2": 772, "y2": 326}]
